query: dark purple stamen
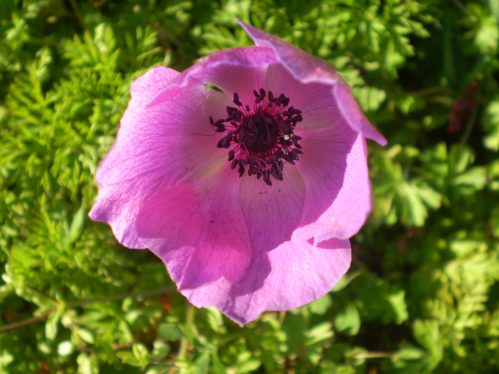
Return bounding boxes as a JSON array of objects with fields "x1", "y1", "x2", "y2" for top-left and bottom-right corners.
[{"x1": 210, "y1": 88, "x2": 303, "y2": 185}]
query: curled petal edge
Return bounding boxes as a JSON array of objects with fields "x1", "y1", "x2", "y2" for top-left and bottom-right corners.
[{"x1": 238, "y1": 20, "x2": 387, "y2": 146}]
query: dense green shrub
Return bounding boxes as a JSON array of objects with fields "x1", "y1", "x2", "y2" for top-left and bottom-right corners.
[{"x1": 0, "y1": 0, "x2": 497, "y2": 372}]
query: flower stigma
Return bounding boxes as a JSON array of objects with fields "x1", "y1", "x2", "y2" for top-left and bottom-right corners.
[{"x1": 210, "y1": 88, "x2": 303, "y2": 186}]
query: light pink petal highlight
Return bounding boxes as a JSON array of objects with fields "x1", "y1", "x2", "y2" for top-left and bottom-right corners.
[
  {"x1": 239, "y1": 20, "x2": 387, "y2": 146},
  {"x1": 130, "y1": 66, "x2": 180, "y2": 106}
]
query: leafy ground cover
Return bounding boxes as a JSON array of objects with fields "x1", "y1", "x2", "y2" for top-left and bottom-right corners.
[{"x1": 0, "y1": 0, "x2": 498, "y2": 372}]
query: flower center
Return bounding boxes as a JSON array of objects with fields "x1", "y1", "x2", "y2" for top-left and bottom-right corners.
[{"x1": 210, "y1": 88, "x2": 303, "y2": 186}]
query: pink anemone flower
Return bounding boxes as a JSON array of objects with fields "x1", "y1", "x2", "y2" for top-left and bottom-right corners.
[{"x1": 90, "y1": 21, "x2": 386, "y2": 325}]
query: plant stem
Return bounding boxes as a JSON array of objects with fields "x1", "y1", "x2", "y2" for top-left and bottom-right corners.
[
  {"x1": 0, "y1": 286, "x2": 175, "y2": 334},
  {"x1": 177, "y1": 305, "x2": 196, "y2": 361},
  {"x1": 459, "y1": 108, "x2": 478, "y2": 146},
  {"x1": 0, "y1": 311, "x2": 51, "y2": 333},
  {"x1": 68, "y1": 0, "x2": 86, "y2": 31},
  {"x1": 353, "y1": 352, "x2": 391, "y2": 359}
]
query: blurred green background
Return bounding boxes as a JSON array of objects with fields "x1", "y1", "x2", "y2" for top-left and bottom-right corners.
[{"x1": 0, "y1": 0, "x2": 498, "y2": 373}]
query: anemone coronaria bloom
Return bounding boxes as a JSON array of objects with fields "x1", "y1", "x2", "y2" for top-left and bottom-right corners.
[{"x1": 90, "y1": 21, "x2": 386, "y2": 325}]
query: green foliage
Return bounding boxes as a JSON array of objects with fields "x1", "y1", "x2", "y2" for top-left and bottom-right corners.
[{"x1": 0, "y1": 0, "x2": 498, "y2": 373}]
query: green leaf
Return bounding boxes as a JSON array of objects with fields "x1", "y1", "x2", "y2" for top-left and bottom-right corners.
[
  {"x1": 67, "y1": 205, "x2": 86, "y2": 244},
  {"x1": 77, "y1": 353, "x2": 98, "y2": 374},
  {"x1": 413, "y1": 320, "x2": 443, "y2": 370},
  {"x1": 306, "y1": 322, "x2": 334, "y2": 346},
  {"x1": 77, "y1": 328, "x2": 95, "y2": 344},
  {"x1": 334, "y1": 304, "x2": 361, "y2": 336},
  {"x1": 158, "y1": 323, "x2": 183, "y2": 341},
  {"x1": 308, "y1": 294, "x2": 332, "y2": 315},
  {"x1": 483, "y1": 98, "x2": 499, "y2": 151}
]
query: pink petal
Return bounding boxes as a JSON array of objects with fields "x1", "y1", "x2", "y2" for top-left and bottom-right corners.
[
  {"x1": 222, "y1": 237, "x2": 351, "y2": 325},
  {"x1": 135, "y1": 168, "x2": 253, "y2": 307},
  {"x1": 225, "y1": 168, "x2": 351, "y2": 324},
  {"x1": 334, "y1": 80, "x2": 387, "y2": 146},
  {"x1": 130, "y1": 66, "x2": 180, "y2": 106},
  {"x1": 293, "y1": 125, "x2": 371, "y2": 242},
  {"x1": 90, "y1": 47, "x2": 278, "y2": 250},
  {"x1": 170, "y1": 46, "x2": 278, "y2": 105},
  {"x1": 135, "y1": 163, "x2": 350, "y2": 325},
  {"x1": 90, "y1": 75, "x2": 228, "y2": 248},
  {"x1": 238, "y1": 20, "x2": 387, "y2": 146},
  {"x1": 238, "y1": 166, "x2": 306, "y2": 252},
  {"x1": 265, "y1": 63, "x2": 342, "y2": 130},
  {"x1": 265, "y1": 60, "x2": 373, "y2": 241}
]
